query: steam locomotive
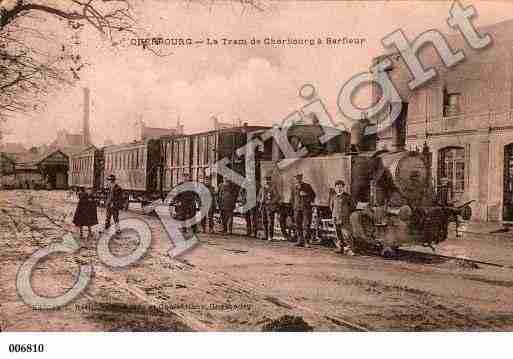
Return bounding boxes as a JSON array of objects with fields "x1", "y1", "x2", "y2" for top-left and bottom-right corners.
[{"x1": 259, "y1": 110, "x2": 472, "y2": 254}]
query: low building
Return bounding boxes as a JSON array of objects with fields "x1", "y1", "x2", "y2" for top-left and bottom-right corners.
[
  {"x1": 0, "y1": 153, "x2": 16, "y2": 188},
  {"x1": 14, "y1": 149, "x2": 70, "y2": 189}
]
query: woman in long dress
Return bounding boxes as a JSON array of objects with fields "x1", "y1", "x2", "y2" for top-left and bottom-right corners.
[{"x1": 73, "y1": 188, "x2": 98, "y2": 239}]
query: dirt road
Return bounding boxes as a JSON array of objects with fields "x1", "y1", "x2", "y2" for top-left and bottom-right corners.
[{"x1": 2, "y1": 190, "x2": 513, "y2": 331}]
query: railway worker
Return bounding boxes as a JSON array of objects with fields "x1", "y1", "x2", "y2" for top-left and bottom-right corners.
[
  {"x1": 175, "y1": 172, "x2": 199, "y2": 234},
  {"x1": 201, "y1": 175, "x2": 216, "y2": 233},
  {"x1": 330, "y1": 180, "x2": 356, "y2": 256},
  {"x1": 258, "y1": 175, "x2": 281, "y2": 241},
  {"x1": 291, "y1": 173, "x2": 316, "y2": 248},
  {"x1": 103, "y1": 174, "x2": 124, "y2": 235}
]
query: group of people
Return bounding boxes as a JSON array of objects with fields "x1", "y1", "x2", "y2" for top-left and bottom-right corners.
[
  {"x1": 72, "y1": 172, "x2": 358, "y2": 256},
  {"x1": 255, "y1": 173, "x2": 356, "y2": 255},
  {"x1": 172, "y1": 172, "x2": 357, "y2": 256},
  {"x1": 72, "y1": 174, "x2": 124, "y2": 239}
]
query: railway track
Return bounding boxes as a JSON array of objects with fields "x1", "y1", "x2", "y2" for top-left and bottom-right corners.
[
  {"x1": 46, "y1": 206, "x2": 505, "y2": 331},
  {"x1": 396, "y1": 248, "x2": 513, "y2": 269}
]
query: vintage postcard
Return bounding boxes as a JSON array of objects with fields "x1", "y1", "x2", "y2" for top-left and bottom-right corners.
[{"x1": 1, "y1": 0, "x2": 513, "y2": 352}]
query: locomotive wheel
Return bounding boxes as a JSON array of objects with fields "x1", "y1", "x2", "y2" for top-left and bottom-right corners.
[{"x1": 381, "y1": 246, "x2": 397, "y2": 259}]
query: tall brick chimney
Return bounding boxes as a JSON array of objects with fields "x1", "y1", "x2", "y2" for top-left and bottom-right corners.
[{"x1": 82, "y1": 87, "x2": 91, "y2": 146}]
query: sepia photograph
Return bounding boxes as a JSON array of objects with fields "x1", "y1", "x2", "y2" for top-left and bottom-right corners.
[{"x1": 1, "y1": 0, "x2": 513, "y2": 356}]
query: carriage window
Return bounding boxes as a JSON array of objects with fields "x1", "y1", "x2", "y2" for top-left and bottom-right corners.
[
  {"x1": 185, "y1": 139, "x2": 189, "y2": 166},
  {"x1": 175, "y1": 142, "x2": 179, "y2": 166},
  {"x1": 203, "y1": 137, "x2": 208, "y2": 164},
  {"x1": 198, "y1": 137, "x2": 203, "y2": 165}
]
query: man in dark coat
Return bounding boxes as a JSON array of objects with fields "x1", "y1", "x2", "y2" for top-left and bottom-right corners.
[
  {"x1": 104, "y1": 174, "x2": 124, "y2": 235},
  {"x1": 175, "y1": 173, "x2": 199, "y2": 233},
  {"x1": 330, "y1": 180, "x2": 355, "y2": 255},
  {"x1": 291, "y1": 173, "x2": 316, "y2": 247},
  {"x1": 278, "y1": 203, "x2": 293, "y2": 241},
  {"x1": 258, "y1": 176, "x2": 281, "y2": 241},
  {"x1": 239, "y1": 185, "x2": 254, "y2": 237},
  {"x1": 201, "y1": 175, "x2": 216, "y2": 233},
  {"x1": 219, "y1": 180, "x2": 237, "y2": 234}
]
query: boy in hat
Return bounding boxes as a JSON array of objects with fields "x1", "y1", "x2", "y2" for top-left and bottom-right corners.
[
  {"x1": 330, "y1": 180, "x2": 355, "y2": 255},
  {"x1": 291, "y1": 173, "x2": 316, "y2": 247},
  {"x1": 104, "y1": 174, "x2": 124, "y2": 235}
]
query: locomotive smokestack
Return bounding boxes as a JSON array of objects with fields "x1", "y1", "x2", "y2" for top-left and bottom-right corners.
[
  {"x1": 390, "y1": 102, "x2": 407, "y2": 152},
  {"x1": 349, "y1": 113, "x2": 369, "y2": 154},
  {"x1": 82, "y1": 87, "x2": 91, "y2": 146}
]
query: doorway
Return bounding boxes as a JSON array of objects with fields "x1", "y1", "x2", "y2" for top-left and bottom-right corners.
[{"x1": 503, "y1": 144, "x2": 513, "y2": 221}]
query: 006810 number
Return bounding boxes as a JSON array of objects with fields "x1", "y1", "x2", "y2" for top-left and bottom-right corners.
[{"x1": 8, "y1": 344, "x2": 45, "y2": 353}]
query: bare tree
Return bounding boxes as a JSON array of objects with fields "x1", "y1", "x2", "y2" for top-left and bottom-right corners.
[
  {"x1": 0, "y1": 0, "x2": 266, "y2": 125},
  {"x1": 0, "y1": 0, "x2": 135, "y2": 121}
]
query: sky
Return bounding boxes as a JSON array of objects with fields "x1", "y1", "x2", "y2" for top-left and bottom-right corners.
[{"x1": 4, "y1": 0, "x2": 513, "y2": 147}]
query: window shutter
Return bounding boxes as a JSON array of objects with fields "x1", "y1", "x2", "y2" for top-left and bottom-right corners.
[
  {"x1": 464, "y1": 144, "x2": 471, "y2": 190},
  {"x1": 437, "y1": 149, "x2": 443, "y2": 187}
]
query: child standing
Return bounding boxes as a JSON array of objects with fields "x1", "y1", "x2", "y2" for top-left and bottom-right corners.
[
  {"x1": 330, "y1": 180, "x2": 356, "y2": 255},
  {"x1": 73, "y1": 188, "x2": 98, "y2": 239}
]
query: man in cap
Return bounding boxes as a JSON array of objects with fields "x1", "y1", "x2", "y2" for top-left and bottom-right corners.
[
  {"x1": 257, "y1": 175, "x2": 281, "y2": 241},
  {"x1": 104, "y1": 174, "x2": 124, "y2": 235},
  {"x1": 330, "y1": 180, "x2": 355, "y2": 255},
  {"x1": 291, "y1": 173, "x2": 316, "y2": 247},
  {"x1": 201, "y1": 175, "x2": 216, "y2": 233}
]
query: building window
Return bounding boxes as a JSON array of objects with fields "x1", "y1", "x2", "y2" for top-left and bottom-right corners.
[
  {"x1": 439, "y1": 147, "x2": 465, "y2": 202},
  {"x1": 443, "y1": 89, "x2": 461, "y2": 117}
]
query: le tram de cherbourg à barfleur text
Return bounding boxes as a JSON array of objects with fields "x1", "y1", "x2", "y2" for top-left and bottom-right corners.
[{"x1": 130, "y1": 36, "x2": 366, "y2": 47}]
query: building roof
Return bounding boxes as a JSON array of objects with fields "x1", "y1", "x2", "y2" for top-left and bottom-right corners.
[
  {"x1": 0, "y1": 152, "x2": 15, "y2": 163},
  {"x1": 14, "y1": 149, "x2": 70, "y2": 170}
]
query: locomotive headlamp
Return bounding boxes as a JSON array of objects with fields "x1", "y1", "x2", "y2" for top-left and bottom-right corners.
[{"x1": 398, "y1": 205, "x2": 412, "y2": 221}]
